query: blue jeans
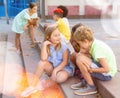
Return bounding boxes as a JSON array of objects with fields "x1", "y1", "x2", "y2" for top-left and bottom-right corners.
[{"x1": 90, "y1": 61, "x2": 112, "y2": 81}]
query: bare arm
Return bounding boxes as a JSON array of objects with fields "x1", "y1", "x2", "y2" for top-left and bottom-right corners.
[
  {"x1": 55, "y1": 49, "x2": 69, "y2": 71},
  {"x1": 40, "y1": 41, "x2": 51, "y2": 61},
  {"x1": 89, "y1": 58, "x2": 110, "y2": 73}
]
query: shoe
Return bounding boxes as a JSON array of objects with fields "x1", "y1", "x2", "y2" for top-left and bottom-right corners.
[
  {"x1": 74, "y1": 84, "x2": 97, "y2": 96},
  {"x1": 21, "y1": 86, "x2": 38, "y2": 97},
  {"x1": 71, "y1": 79, "x2": 87, "y2": 90},
  {"x1": 34, "y1": 40, "x2": 41, "y2": 44},
  {"x1": 16, "y1": 49, "x2": 21, "y2": 54}
]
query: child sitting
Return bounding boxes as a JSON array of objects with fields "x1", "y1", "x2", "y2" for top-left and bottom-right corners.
[
  {"x1": 21, "y1": 25, "x2": 74, "y2": 97},
  {"x1": 71, "y1": 26, "x2": 117, "y2": 96}
]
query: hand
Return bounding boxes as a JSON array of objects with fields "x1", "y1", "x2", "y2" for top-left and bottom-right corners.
[
  {"x1": 43, "y1": 40, "x2": 52, "y2": 46},
  {"x1": 83, "y1": 62, "x2": 90, "y2": 70},
  {"x1": 51, "y1": 68, "x2": 59, "y2": 81}
]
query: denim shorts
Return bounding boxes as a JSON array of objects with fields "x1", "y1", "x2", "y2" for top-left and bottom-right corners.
[{"x1": 90, "y1": 61, "x2": 112, "y2": 81}]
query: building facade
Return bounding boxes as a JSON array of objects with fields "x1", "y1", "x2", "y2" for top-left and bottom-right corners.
[{"x1": 37, "y1": 0, "x2": 120, "y2": 19}]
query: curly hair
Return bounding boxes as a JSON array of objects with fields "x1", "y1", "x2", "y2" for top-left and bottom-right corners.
[{"x1": 74, "y1": 26, "x2": 94, "y2": 42}]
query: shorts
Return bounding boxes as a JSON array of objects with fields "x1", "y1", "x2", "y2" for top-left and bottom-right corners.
[
  {"x1": 63, "y1": 62, "x2": 75, "y2": 76},
  {"x1": 90, "y1": 61, "x2": 112, "y2": 81}
]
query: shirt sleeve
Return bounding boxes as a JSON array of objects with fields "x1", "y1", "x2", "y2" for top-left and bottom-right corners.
[
  {"x1": 93, "y1": 48, "x2": 106, "y2": 62},
  {"x1": 31, "y1": 13, "x2": 38, "y2": 18},
  {"x1": 24, "y1": 11, "x2": 31, "y2": 20}
]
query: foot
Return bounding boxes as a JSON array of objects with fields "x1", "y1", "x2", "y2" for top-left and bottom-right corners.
[
  {"x1": 71, "y1": 79, "x2": 87, "y2": 90},
  {"x1": 16, "y1": 49, "x2": 21, "y2": 54},
  {"x1": 21, "y1": 86, "x2": 38, "y2": 97},
  {"x1": 74, "y1": 84, "x2": 97, "y2": 96},
  {"x1": 34, "y1": 40, "x2": 41, "y2": 44}
]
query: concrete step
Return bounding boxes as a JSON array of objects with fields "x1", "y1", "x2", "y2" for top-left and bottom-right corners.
[
  {"x1": 95, "y1": 72, "x2": 120, "y2": 98},
  {"x1": 20, "y1": 31, "x2": 40, "y2": 73}
]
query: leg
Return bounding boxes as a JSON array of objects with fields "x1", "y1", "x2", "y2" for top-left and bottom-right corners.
[
  {"x1": 15, "y1": 33, "x2": 20, "y2": 50},
  {"x1": 73, "y1": 53, "x2": 97, "y2": 95},
  {"x1": 21, "y1": 60, "x2": 53, "y2": 97},
  {"x1": 55, "y1": 70, "x2": 69, "y2": 83},
  {"x1": 29, "y1": 25, "x2": 34, "y2": 44},
  {"x1": 32, "y1": 60, "x2": 53, "y2": 86},
  {"x1": 76, "y1": 53, "x2": 94, "y2": 86}
]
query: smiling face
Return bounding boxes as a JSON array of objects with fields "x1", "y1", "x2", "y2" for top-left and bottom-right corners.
[{"x1": 50, "y1": 28, "x2": 61, "y2": 45}]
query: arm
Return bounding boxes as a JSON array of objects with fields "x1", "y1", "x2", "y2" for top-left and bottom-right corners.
[
  {"x1": 51, "y1": 49, "x2": 69, "y2": 80},
  {"x1": 40, "y1": 41, "x2": 51, "y2": 61},
  {"x1": 54, "y1": 49, "x2": 69, "y2": 72},
  {"x1": 89, "y1": 58, "x2": 110, "y2": 73}
]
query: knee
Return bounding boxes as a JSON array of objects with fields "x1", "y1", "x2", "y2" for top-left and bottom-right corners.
[
  {"x1": 56, "y1": 71, "x2": 69, "y2": 83},
  {"x1": 76, "y1": 54, "x2": 84, "y2": 65},
  {"x1": 16, "y1": 34, "x2": 20, "y2": 38},
  {"x1": 37, "y1": 61, "x2": 46, "y2": 69}
]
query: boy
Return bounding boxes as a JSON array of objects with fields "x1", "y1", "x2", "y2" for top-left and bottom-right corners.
[{"x1": 71, "y1": 26, "x2": 117, "y2": 95}]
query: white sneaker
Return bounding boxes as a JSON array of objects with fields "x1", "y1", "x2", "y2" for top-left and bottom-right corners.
[{"x1": 21, "y1": 86, "x2": 38, "y2": 97}]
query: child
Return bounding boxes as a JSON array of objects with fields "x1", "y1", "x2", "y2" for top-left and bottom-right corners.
[
  {"x1": 70, "y1": 23, "x2": 84, "y2": 79},
  {"x1": 12, "y1": 2, "x2": 39, "y2": 53},
  {"x1": 57, "y1": 5, "x2": 69, "y2": 27},
  {"x1": 21, "y1": 25, "x2": 74, "y2": 97},
  {"x1": 52, "y1": 8, "x2": 71, "y2": 44},
  {"x1": 71, "y1": 26, "x2": 117, "y2": 95}
]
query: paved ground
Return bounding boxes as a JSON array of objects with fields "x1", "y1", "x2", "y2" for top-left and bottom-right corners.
[{"x1": 0, "y1": 18, "x2": 120, "y2": 98}]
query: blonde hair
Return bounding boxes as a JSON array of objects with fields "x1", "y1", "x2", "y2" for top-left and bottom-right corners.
[
  {"x1": 74, "y1": 26, "x2": 94, "y2": 42},
  {"x1": 44, "y1": 25, "x2": 61, "y2": 56}
]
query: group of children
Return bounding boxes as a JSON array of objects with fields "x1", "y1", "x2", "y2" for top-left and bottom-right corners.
[{"x1": 12, "y1": 2, "x2": 117, "y2": 97}]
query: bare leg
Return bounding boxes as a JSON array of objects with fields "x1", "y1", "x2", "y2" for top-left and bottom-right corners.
[
  {"x1": 29, "y1": 25, "x2": 34, "y2": 44},
  {"x1": 55, "y1": 70, "x2": 69, "y2": 83},
  {"x1": 76, "y1": 53, "x2": 94, "y2": 86},
  {"x1": 15, "y1": 33, "x2": 20, "y2": 50},
  {"x1": 31, "y1": 60, "x2": 53, "y2": 86}
]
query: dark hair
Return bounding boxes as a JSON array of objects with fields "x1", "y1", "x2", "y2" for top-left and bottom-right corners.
[
  {"x1": 53, "y1": 8, "x2": 63, "y2": 18},
  {"x1": 72, "y1": 23, "x2": 84, "y2": 33},
  {"x1": 29, "y1": 2, "x2": 37, "y2": 9},
  {"x1": 57, "y1": 5, "x2": 68, "y2": 17},
  {"x1": 70, "y1": 23, "x2": 84, "y2": 53}
]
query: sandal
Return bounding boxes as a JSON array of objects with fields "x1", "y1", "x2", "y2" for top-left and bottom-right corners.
[{"x1": 34, "y1": 40, "x2": 41, "y2": 44}]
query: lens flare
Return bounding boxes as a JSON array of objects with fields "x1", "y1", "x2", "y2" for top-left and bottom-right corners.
[{"x1": 0, "y1": 64, "x2": 64, "y2": 98}]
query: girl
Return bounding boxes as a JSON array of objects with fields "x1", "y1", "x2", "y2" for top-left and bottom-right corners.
[
  {"x1": 12, "y1": 2, "x2": 39, "y2": 53},
  {"x1": 21, "y1": 25, "x2": 74, "y2": 97},
  {"x1": 57, "y1": 5, "x2": 69, "y2": 27}
]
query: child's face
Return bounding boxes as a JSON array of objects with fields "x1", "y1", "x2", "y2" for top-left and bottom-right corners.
[
  {"x1": 53, "y1": 14, "x2": 57, "y2": 21},
  {"x1": 77, "y1": 39, "x2": 90, "y2": 53},
  {"x1": 31, "y1": 6, "x2": 37, "y2": 13},
  {"x1": 50, "y1": 29, "x2": 61, "y2": 44}
]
